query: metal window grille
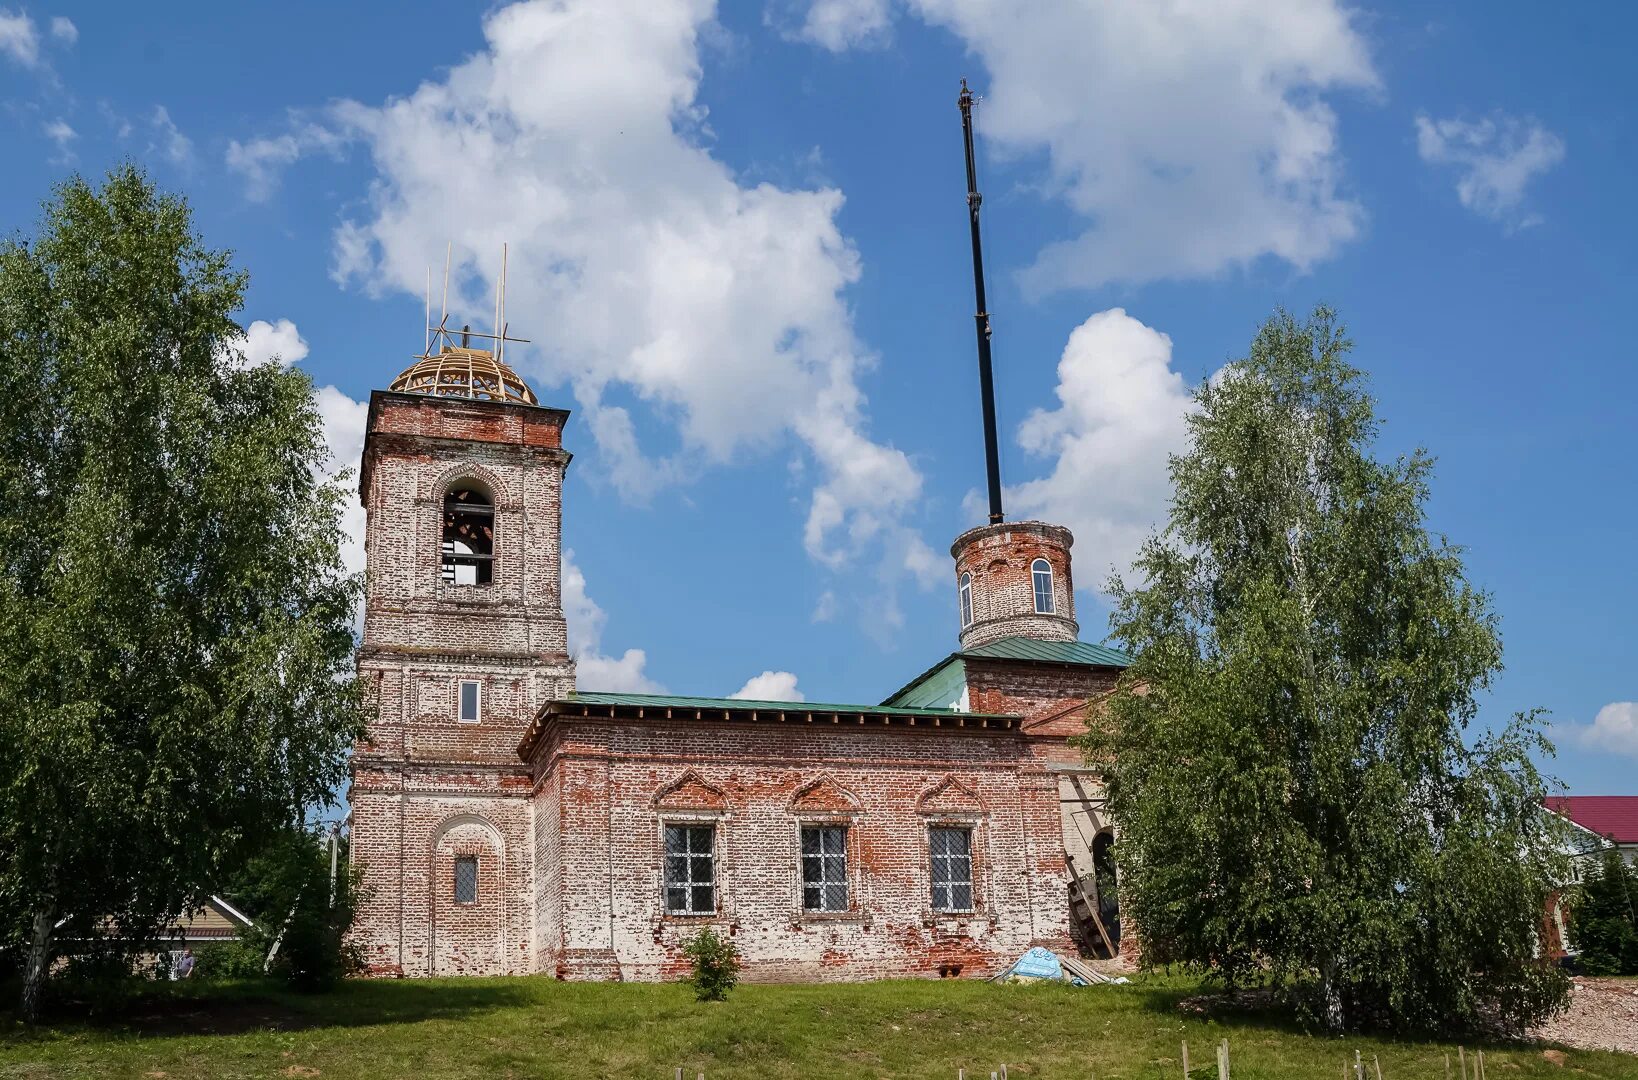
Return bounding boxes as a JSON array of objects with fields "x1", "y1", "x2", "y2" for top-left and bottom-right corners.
[
  {"x1": 800, "y1": 826, "x2": 848, "y2": 912},
  {"x1": 454, "y1": 855, "x2": 478, "y2": 904},
  {"x1": 663, "y1": 824, "x2": 715, "y2": 915},
  {"x1": 1032, "y1": 559, "x2": 1054, "y2": 614},
  {"x1": 929, "y1": 827, "x2": 974, "y2": 912}
]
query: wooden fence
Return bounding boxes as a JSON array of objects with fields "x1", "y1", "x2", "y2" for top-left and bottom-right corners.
[{"x1": 670, "y1": 1038, "x2": 1497, "y2": 1079}]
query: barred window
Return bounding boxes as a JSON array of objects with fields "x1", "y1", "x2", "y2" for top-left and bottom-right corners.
[
  {"x1": 664, "y1": 824, "x2": 716, "y2": 915},
  {"x1": 453, "y1": 855, "x2": 478, "y2": 905},
  {"x1": 929, "y1": 826, "x2": 974, "y2": 912},
  {"x1": 1032, "y1": 558, "x2": 1055, "y2": 614},
  {"x1": 800, "y1": 825, "x2": 848, "y2": 912}
]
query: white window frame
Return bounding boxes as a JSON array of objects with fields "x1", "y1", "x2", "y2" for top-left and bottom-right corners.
[
  {"x1": 1031, "y1": 558, "x2": 1055, "y2": 614},
  {"x1": 662, "y1": 821, "x2": 718, "y2": 917},
  {"x1": 928, "y1": 824, "x2": 976, "y2": 914},
  {"x1": 457, "y1": 679, "x2": 482, "y2": 724},
  {"x1": 798, "y1": 823, "x2": 850, "y2": 913},
  {"x1": 959, "y1": 572, "x2": 974, "y2": 629}
]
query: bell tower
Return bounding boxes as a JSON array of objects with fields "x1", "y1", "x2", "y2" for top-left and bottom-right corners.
[{"x1": 349, "y1": 309, "x2": 574, "y2": 977}]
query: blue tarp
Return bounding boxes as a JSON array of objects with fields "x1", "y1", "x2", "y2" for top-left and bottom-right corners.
[{"x1": 997, "y1": 946, "x2": 1075, "y2": 983}]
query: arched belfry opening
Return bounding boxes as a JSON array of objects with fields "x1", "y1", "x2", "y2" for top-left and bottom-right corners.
[{"x1": 442, "y1": 485, "x2": 495, "y2": 586}]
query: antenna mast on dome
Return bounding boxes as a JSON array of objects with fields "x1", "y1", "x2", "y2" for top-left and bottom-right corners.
[{"x1": 959, "y1": 79, "x2": 1005, "y2": 526}]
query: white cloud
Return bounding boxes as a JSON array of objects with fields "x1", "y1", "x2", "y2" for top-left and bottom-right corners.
[
  {"x1": 0, "y1": 9, "x2": 39, "y2": 67},
  {"x1": 48, "y1": 15, "x2": 73, "y2": 44},
  {"x1": 779, "y1": 0, "x2": 893, "y2": 50},
  {"x1": 561, "y1": 548, "x2": 664, "y2": 693},
  {"x1": 730, "y1": 670, "x2": 805, "y2": 702},
  {"x1": 798, "y1": 0, "x2": 1377, "y2": 290},
  {"x1": 811, "y1": 589, "x2": 838, "y2": 623},
  {"x1": 150, "y1": 106, "x2": 194, "y2": 167},
  {"x1": 1007, "y1": 308, "x2": 1197, "y2": 589},
  {"x1": 312, "y1": 384, "x2": 368, "y2": 585},
  {"x1": 229, "y1": 318, "x2": 310, "y2": 369},
  {"x1": 225, "y1": 135, "x2": 303, "y2": 202},
  {"x1": 226, "y1": 123, "x2": 345, "y2": 202},
  {"x1": 1559, "y1": 702, "x2": 1638, "y2": 762},
  {"x1": 1415, "y1": 112, "x2": 1564, "y2": 229},
  {"x1": 577, "y1": 648, "x2": 664, "y2": 694},
  {"x1": 236, "y1": 0, "x2": 928, "y2": 589},
  {"x1": 42, "y1": 117, "x2": 74, "y2": 161}
]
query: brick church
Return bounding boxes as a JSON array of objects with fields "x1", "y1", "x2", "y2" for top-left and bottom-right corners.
[{"x1": 347, "y1": 340, "x2": 1130, "y2": 980}]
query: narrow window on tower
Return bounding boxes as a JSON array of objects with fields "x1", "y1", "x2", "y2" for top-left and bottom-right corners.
[
  {"x1": 959, "y1": 572, "x2": 974, "y2": 629},
  {"x1": 663, "y1": 824, "x2": 716, "y2": 915},
  {"x1": 441, "y1": 486, "x2": 495, "y2": 585},
  {"x1": 1031, "y1": 558, "x2": 1055, "y2": 614},
  {"x1": 929, "y1": 826, "x2": 974, "y2": 912},
  {"x1": 453, "y1": 856, "x2": 478, "y2": 904},
  {"x1": 800, "y1": 825, "x2": 848, "y2": 912},
  {"x1": 458, "y1": 680, "x2": 481, "y2": 724}
]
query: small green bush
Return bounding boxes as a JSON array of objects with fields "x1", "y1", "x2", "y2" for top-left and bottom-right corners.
[
  {"x1": 193, "y1": 940, "x2": 268, "y2": 981},
  {"x1": 681, "y1": 927, "x2": 740, "y2": 1002}
]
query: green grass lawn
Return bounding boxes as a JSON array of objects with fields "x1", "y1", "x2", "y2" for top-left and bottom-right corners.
[{"x1": 0, "y1": 975, "x2": 1632, "y2": 1080}]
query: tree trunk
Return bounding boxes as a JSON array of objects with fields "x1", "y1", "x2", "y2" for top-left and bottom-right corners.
[
  {"x1": 20, "y1": 901, "x2": 56, "y2": 1023},
  {"x1": 1321, "y1": 955, "x2": 1345, "y2": 1033}
]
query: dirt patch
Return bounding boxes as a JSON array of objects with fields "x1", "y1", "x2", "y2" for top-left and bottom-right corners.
[{"x1": 1531, "y1": 978, "x2": 1638, "y2": 1056}]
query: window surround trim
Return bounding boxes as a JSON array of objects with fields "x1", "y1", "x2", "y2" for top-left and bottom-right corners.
[
  {"x1": 920, "y1": 815, "x2": 987, "y2": 918},
  {"x1": 657, "y1": 813, "x2": 727, "y2": 920},
  {"x1": 1031, "y1": 557, "x2": 1055, "y2": 615},
  {"x1": 958, "y1": 571, "x2": 974, "y2": 629},
  {"x1": 790, "y1": 810, "x2": 863, "y2": 920},
  {"x1": 457, "y1": 679, "x2": 482, "y2": 724}
]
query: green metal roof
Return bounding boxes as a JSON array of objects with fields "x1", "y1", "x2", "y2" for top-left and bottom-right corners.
[
  {"x1": 961, "y1": 637, "x2": 1131, "y2": 667},
  {"x1": 880, "y1": 636, "x2": 1130, "y2": 708},
  {"x1": 560, "y1": 691, "x2": 1016, "y2": 720}
]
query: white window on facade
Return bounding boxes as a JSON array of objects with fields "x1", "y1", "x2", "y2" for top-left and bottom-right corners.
[
  {"x1": 800, "y1": 825, "x2": 848, "y2": 912},
  {"x1": 959, "y1": 572, "x2": 974, "y2": 629},
  {"x1": 458, "y1": 680, "x2": 481, "y2": 723},
  {"x1": 664, "y1": 824, "x2": 716, "y2": 916},
  {"x1": 442, "y1": 486, "x2": 495, "y2": 585},
  {"x1": 1031, "y1": 558, "x2": 1055, "y2": 614},
  {"x1": 453, "y1": 855, "x2": 478, "y2": 904},
  {"x1": 929, "y1": 826, "x2": 975, "y2": 912}
]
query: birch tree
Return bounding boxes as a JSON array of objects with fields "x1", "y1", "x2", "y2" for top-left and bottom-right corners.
[
  {"x1": 0, "y1": 168, "x2": 362, "y2": 1020},
  {"x1": 1084, "y1": 307, "x2": 1570, "y2": 1032}
]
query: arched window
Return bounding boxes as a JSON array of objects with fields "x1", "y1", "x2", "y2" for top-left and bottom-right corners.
[
  {"x1": 442, "y1": 486, "x2": 494, "y2": 585},
  {"x1": 958, "y1": 572, "x2": 973, "y2": 629},
  {"x1": 1031, "y1": 558, "x2": 1054, "y2": 614}
]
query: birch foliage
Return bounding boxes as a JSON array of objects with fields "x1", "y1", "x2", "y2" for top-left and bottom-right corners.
[
  {"x1": 1084, "y1": 307, "x2": 1569, "y2": 1032},
  {"x1": 0, "y1": 168, "x2": 362, "y2": 1018}
]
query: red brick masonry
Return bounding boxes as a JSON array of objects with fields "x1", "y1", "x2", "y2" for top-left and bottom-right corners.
[{"x1": 348, "y1": 386, "x2": 1120, "y2": 979}]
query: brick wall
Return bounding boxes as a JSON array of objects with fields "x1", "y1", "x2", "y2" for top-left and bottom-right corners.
[
  {"x1": 526, "y1": 716, "x2": 1076, "y2": 982},
  {"x1": 952, "y1": 522, "x2": 1079, "y2": 649}
]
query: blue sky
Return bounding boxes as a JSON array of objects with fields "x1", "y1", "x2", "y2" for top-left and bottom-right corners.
[{"x1": 3, "y1": 1, "x2": 1632, "y2": 794}]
